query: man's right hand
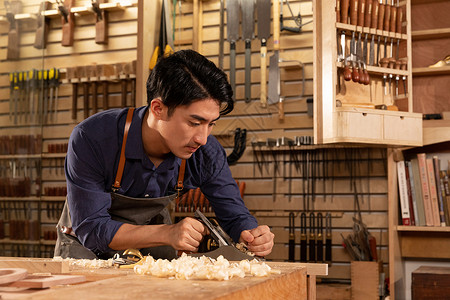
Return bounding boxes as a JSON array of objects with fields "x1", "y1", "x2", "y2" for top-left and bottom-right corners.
[{"x1": 167, "y1": 217, "x2": 208, "y2": 252}]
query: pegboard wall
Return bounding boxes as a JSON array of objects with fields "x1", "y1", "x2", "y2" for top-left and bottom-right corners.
[{"x1": 0, "y1": 0, "x2": 389, "y2": 280}]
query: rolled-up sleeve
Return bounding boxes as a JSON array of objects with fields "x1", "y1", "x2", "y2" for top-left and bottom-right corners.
[{"x1": 65, "y1": 127, "x2": 123, "y2": 254}]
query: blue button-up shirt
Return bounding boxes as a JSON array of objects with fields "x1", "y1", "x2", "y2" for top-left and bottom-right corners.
[{"x1": 65, "y1": 106, "x2": 257, "y2": 254}]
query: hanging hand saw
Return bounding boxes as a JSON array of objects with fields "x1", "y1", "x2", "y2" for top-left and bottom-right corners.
[
  {"x1": 226, "y1": 0, "x2": 240, "y2": 100},
  {"x1": 241, "y1": 0, "x2": 255, "y2": 103},
  {"x1": 256, "y1": 0, "x2": 271, "y2": 108},
  {"x1": 268, "y1": 0, "x2": 283, "y2": 120}
]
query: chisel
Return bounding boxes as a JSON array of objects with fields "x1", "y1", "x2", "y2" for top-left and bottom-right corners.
[
  {"x1": 325, "y1": 212, "x2": 332, "y2": 262},
  {"x1": 363, "y1": 0, "x2": 372, "y2": 64},
  {"x1": 316, "y1": 212, "x2": 324, "y2": 262},
  {"x1": 395, "y1": 1, "x2": 403, "y2": 60},
  {"x1": 67, "y1": 67, "x2": 79, "y2": 120},
  {"x1": 288, "y1": 212, "x2": 295, "y2": 262},
  {"x1": 309, "y1": 213, "x2": 316, "y2": 262},
  {"x1": 399, "y1": 58, "x2": 407, "y2": 96},
  {"x1": 369, "y1": 0, "x2": 378, "y2": 66},
  {"x1": 300, "y1": 212, "x2": 307, "y2": 262},
  {"x1": 356, "y1": 0, "x2": 365, "y2": 60},
  {"x1": 376, "y1": 0, "x2": 385, "y2": 65},
  {"x1": 383, "y1": 0, "x2": 390, "y2": 59}
]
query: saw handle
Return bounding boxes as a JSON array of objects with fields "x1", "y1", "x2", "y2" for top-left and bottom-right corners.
[
  {"x1": 273, "y1": 0, "x2": 280, "y2": 51},
  {"x1": 260, "y1": 42, "x2": 267, "y2": 107}
]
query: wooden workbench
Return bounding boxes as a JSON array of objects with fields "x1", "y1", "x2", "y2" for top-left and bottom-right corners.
[{"x1": 0, "y1": 258, "x2": 328, "y2": 299}]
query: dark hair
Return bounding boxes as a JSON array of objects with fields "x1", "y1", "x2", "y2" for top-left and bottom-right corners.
[{"x1": 146, "y1": 50, "x2": 234, "y2": 116}]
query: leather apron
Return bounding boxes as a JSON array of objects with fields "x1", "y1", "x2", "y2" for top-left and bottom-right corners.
[{"x1": 54, "y1": 108, "x2": 186, "y2": 260}]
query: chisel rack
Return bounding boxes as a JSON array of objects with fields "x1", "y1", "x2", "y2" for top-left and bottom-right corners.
[{"x1": 313, "y1": 0, "x2": 422, "y2": 146}]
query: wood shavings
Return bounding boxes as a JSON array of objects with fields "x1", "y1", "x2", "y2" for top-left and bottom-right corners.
[
  {"x1": 53, "y1": 256, "x2": 115, "y2": 269},
  {"x1": 235, "y1": 242, "x2": 255, "y2": 256},
  {"x1": 134, "y1": 253, "x2": 280, "y2": 281}
]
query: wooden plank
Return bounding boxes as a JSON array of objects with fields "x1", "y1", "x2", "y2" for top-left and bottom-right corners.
[
  {"x1": 20, "y1": 262, "x2": 308, "y2": 300},
  {"x1": 7, "y1": 274, "x2": 86, "y2": 288},
  {"x1": 0, "y1": 258, "x2": 69, "y2": 273}
]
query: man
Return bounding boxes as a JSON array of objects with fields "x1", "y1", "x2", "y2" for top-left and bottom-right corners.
[{"x1": 55, "y1": 50, "x2": 274, "y2": 260}]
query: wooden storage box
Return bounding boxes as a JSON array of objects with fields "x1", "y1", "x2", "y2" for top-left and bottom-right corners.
[
  {"x1": 351, "y1": 261, "x2": 379, "y2": 300},
  {"x1": 412, "y1": 266, "x2": 450, "y2": 300}
]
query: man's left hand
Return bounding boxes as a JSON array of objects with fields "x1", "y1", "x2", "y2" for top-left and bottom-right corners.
[{"x1": 239, "y1": 225, "x2": 274, "y2": 257}]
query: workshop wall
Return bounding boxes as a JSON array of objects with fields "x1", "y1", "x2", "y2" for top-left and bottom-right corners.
[
  {"x1": 0, "y1": 0, "x2": 389, "y2": 281},
  {"x1": 173, "y1": 0, "x2": 389, "y2": 280},
  {"x1": 0, "y1": 0, "x2": 140, "y2": 257}
]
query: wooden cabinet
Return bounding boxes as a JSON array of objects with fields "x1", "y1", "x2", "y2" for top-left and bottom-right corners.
[
  {"x1": 410, "y1": 0, "x2": 450, "y2": 115},
  {"x1": 388, "y1": 125, "x2": 450, "y2": 299},
  {"x1": 313, "y1": 0, "x2": 422, "y2": 146}
]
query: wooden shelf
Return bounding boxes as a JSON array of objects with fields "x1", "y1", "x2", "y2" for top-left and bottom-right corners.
[
  {"x1": 40, "y1": 196, "x2": 66, "y2": 202},
  {"x1": 336, "y1": 22, "x2": 407, "y2": 40},
  {"x1": 411, "y1": 0, "x2": 448, "y2": 4},
  {"x1": 0, "y1": 239, "x2": 40, "y2": 245},
  {"x1": 42, "y1": 153, "x2": 66, "y2": 159},
  {"x1": 422, "y1": 120, "x2": 450, "y2": 146},
  {"x1": 397, "y1": 225, "x2": 450, "y2": 232},
  {"x1": 337, "y1": 62, "x2": 409, "y2": 77},
  {"x1": 412, "y1": 65, "x2": 450, "y2": 76},
  {"x1": 412, "y1": 27, "x2": 450, "y2": 40},
  {"x1": 0, "y1": 154, "x2": 41, "y2": 160},
  {"x1": 0, "y1": 197, "x2": 40, "y2": 201}
]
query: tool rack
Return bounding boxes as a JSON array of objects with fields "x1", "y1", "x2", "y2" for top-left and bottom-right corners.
[{"x1": 313, "y1": 0, "x2": 422, "y2": 146}]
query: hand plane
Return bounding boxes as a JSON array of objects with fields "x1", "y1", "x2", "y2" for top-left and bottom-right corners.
[{"x1": 189, "y1": 209, "x2": 261, "y2": 261}]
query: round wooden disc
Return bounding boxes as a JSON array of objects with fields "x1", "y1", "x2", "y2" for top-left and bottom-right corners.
[{"x1": 0, "y1": 268, "x2": 28, "y2": 285}]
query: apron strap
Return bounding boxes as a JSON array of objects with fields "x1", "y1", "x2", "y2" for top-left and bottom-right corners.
[
  {"x1": 111, "y1": 107, "x2": 187, "y2": 194},
  {"x1": 112, "y1": 108, "x2": 135, "y2": 192}
]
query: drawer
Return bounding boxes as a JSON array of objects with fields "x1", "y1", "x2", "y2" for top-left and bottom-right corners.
[
  {"x1": 383, "y1": 114, "x2": 422, "y2": 146},
  {"x1": 336, "y1": 111, "x2": 383, "y2": 141}
]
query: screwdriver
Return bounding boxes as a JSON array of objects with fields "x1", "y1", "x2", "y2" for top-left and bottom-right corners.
[
  {"x1": 388, "y1": 57, "x2": 396, "y2": 95},
  {"x1": 399, "y1": 58, "x2": 407, "y2": 96}
]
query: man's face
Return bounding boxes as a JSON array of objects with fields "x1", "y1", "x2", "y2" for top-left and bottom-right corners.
[{"x1": 159, "y1": 98, "x2": 221, "y2": 159}]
